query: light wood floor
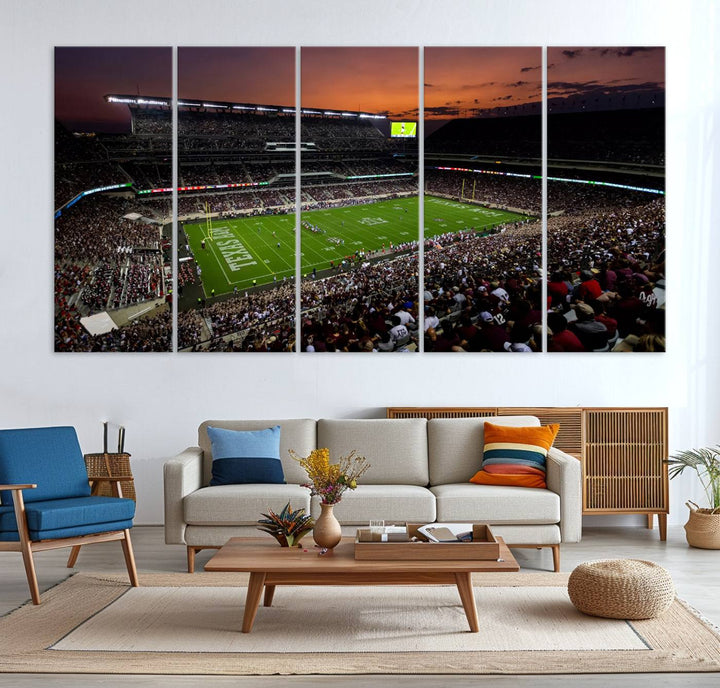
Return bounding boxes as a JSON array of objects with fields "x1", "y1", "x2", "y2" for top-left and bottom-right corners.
[{"x1": 1, "y1": 525, "x2": 718, "y2": 688}]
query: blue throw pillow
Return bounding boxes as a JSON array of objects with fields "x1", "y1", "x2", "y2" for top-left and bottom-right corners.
[{"x1": 207, "y1": 426, "x2": 285, "y2": 486}]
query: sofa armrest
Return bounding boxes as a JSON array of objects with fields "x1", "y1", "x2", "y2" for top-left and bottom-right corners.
[
  {"x1": 163, "y1": 447, "x2": 203, "y2": 545},
  {"x1": 546, "y1": 447, "x2": 582, "y2": 543}
]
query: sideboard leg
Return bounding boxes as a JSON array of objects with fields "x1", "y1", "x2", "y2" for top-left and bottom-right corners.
[
  {"x1": 646, "y1": 513, "x2": 654, "y2": 529},
  {"x1": 658, "y1": 514, "x2": 667, "y2": 541}
]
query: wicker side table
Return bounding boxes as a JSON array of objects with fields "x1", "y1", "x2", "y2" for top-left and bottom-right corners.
[{"x1": 568, "y1": 559, "x2": 675, "y2": 619}]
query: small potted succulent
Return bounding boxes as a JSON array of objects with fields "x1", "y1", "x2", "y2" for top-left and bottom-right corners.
[
  {"x1": 257, "y1": 502, "x2": 315, "y2": 547},
  {"x1": 666, "y1": 446, "x2": 720, "y2": 549}
]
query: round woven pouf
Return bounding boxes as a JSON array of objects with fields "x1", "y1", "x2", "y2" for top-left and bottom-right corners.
[{"x1": 568, "y1": 559, "x2": 675, "y2": 619}]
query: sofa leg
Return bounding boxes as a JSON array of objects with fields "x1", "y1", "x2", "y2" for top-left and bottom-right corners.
[
  {"x1": 551, "y1": 545, "x2": 560, "y2": 573},
  {"x1": 187, "y1": 546, "x2": 196, "y2": 574}
]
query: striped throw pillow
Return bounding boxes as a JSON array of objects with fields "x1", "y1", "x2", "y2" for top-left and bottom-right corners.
[{"x1": 469, "y1": 422, "x2": 559, "y2": 489}]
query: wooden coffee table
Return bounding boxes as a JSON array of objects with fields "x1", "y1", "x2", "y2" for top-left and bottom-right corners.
[{"x1": 204, "y1": 536, "x2": 519, "y2": 633}]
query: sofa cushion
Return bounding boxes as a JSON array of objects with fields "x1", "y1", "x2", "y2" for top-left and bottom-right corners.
[
  {"x1": 489, "y1": 524, "x2": 561, "y2": 546},
  {"x1": 312, "y1": 485, "x2": 436, "y2": 525},
  {"x1": 184, "y1": 484, "x2": 311, "y2": 526},
  {"x1": 206, "y1": 425, "x2": 284, "y2": 486},
  {"x1": 470, "y1": 422, "x2": 559, "y2": 489},
  {"x1": 198, "y1": 420, "x2": 316, "y2": 487},
  {"x1": 0, "y1": 427, "x2": 91, "y2": 505},
  {"x1": 0, "y1": 496, "x2": 134, "y2": 540},
  {"x1": 427, "y1": 416, "x2": 540, "y2": 486},
  {"x1": 430, "y1": 483, "x2": 560, "y2": 524},
  {"x1": 317, "y1": 419, "x2": 428, "y2": 485}
]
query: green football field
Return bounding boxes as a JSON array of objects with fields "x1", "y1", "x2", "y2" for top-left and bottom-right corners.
[{"x1": 183, "y1": 196, "x2": 529, "y2": 295}]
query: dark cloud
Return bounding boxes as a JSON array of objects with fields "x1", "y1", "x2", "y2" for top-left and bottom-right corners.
[
  {"x1": 593, "y1": 46, "x2": 662, "y2": 58},
  {"x1": 493, "y1": 95, "x2": 514, "y2": 101},
  {"x1": 458, "y1": 81, "x2": 496, "y2": 90},
  {"x1": 424, "y1": 105, "x2": 460, "y2": 116},
  {"x1": 520, "y1": 65, "x2": 541, "y2": 72},
  {"x1": 562, "y1": 49, "x2": 583, "y2": 59},
  {"x1": 505, "y1": 80, "x2": 529, "y2": 88},
  {"x1": 424, "y1": 83, "x2": 435, "y2": 88}
]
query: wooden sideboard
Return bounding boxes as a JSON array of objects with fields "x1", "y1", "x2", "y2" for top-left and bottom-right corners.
[{"x1": 386, "y1": 406, "x2": 669, "y2": 540}]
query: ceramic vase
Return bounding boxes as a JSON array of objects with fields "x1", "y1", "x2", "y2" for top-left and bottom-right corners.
[{"x1": 313, "y1": 502, "x2": 342, "y2": 549}]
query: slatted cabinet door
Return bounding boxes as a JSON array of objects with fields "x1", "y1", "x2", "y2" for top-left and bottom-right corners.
[{"x1": 583, "y1": 408, "x2": 668, "y2": 515}]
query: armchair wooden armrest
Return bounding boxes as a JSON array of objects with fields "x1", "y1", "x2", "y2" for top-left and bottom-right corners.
[{"x1": 0, "y1": 484, "x2": 37, "y2": 491}]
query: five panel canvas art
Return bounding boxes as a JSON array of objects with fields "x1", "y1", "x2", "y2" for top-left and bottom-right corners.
[{"x1": 54, "y1": 47, "x2": 665, "y2": 353}]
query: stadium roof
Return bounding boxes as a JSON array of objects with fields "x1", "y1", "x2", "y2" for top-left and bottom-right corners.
[{"x1": 104, "y1": 95, "x2": 387, "y2": 119}]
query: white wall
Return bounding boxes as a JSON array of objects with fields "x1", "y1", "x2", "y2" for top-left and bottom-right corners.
[{"x1": 1, "y1": 0, "x2": 718, "y2": 525}]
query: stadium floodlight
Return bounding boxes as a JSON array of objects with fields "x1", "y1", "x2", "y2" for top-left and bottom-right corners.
[
  {"x1": 341, "y1": 112, "x2": 356, "y2": 117},
  {"x1": 347, "y1": 173, "x2": 414, "y2": 180},
  {"x1": 324, "y1": 111, "x2": 339, "y2": 116},
  {"x1": 282, "y1": 108, "x2": 296, "y2": 113},
  {"x1": 137, "y1": 98, "x2": 168, "y2": 106},
  {"x1": 178, "y1": 101, "x2": 203, "y2": 107},
  {"x1": 233, "y1": 105, "x2": 255, "y2": 110},
  {"x1": 202, "y1": 103, "x2": 226, "y2": 108},
  {"x1": 301, "y1": 109, "x2": 322, "y2": 115},
  {"x1": 107, "y1": 97, "x2": 136, "y2": 104},
  {"x1": 256, "y1": 106, "x2": 278, "y2": 112}
]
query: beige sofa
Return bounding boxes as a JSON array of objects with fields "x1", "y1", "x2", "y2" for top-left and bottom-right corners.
[{"x1": 164, "y1": 417, "x2": 582, "y2": 572}]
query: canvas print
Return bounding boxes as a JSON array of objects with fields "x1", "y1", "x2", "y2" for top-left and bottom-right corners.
[
  {"x1": 176, "y1": 47, "x2": 296, "y2": 352},
  {"x1": 299, "y1": 47, "x2": 420, "y2": 352},
  {"x1": 55, "y1": 47, "x2": 173, "y2": 351},
  {"x1": 423, "y1": 47, "x2": 542, "y2": 352},
  {"x1": 546, "y1": 47, "x2": 665, "y2": 352}
]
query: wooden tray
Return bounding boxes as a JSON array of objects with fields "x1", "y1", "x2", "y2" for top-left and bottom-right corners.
[{"x1": 354, "y1": 524, "x2": 500, "y2": 560}]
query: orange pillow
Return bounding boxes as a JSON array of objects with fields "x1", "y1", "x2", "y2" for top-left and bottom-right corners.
[{"x1": 470, "y1": 423, "x2": 559, "y2": 489}]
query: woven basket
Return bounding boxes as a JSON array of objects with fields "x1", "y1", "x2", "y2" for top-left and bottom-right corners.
[
  {"x1": 568, "y1": 559, "x2": 675, "y2": 619},
  {"x1": 84, "y1": 453, "x2": 136, "y2": 501},
  {"x1": 684, "y1": 501, "x2": 720, "y2": 549}
]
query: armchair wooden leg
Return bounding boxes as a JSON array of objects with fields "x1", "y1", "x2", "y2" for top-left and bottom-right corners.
[
  {"x1": 19, "y1": 539, "x2": 41, "y2": 605},
  {"x1": 551, "y1": 545, "x2": 560, "y2": 573},
  {"x1": 11, "y1": 488, "x2": 41, "y2": 605},
  {"x1": 121, "y1": 529, "x2": 139, "y2": 587},
  {"x1": 187, "y1": 546, "x2": 196, "y2": 574},
  {"x1": 66, "y1": 545, "x2": 81, "y2": 568}
]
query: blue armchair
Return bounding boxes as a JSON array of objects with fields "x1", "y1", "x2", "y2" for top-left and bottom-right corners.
[{"x1": 0, "y1": 426, "x2": 139, "y2": 604}]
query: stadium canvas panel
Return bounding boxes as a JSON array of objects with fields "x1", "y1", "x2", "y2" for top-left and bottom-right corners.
[
  {"x1": 424, "y1": 47, "x2": 542, "y2": 352},
  {"x1": 546, "y1": 47, "x2": 665, "y2": 353},
  {"x1": 176, "y1": 47, "x2": 296, "y2": 352},
  {"x1": 299, "y1": 47, "x2": 420, "y2": 352},
  {"x1": 54, "y1": 47, "x2": 173, "y2": 352}
]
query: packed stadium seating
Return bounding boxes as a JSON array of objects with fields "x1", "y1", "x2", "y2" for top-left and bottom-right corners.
[{"x1": 55, "y1": 99, "x2": 664, "y2": 352}]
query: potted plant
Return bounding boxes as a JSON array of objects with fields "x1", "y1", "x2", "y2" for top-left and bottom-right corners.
[
  {"x1": 666, "y1": 446, "x2": 720, "y2": 549},
  {"x1": 257, "y1": 502, "x2": 314, "y2": 547}
]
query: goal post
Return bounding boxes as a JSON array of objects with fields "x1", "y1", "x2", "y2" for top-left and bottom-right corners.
[{"x1": 204, "y1": 201, "x2": 213, "y2": 241}]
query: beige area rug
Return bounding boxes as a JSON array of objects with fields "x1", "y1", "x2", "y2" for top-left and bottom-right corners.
[
  {"x1": 51, "y1": 585, "x2": 648, "y2": 653},
  {"x1": 1, "y1": 572, "x2": 719, "y2": 675}
]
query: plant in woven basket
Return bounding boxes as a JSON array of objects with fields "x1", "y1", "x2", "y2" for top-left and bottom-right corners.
[
  {"x1": 666, "y1": 447, "x2": 720, "y2": 513},
  {"x1": 666, "y1": 446, "x2": 720, "y2": 549},
  {"x1": 257, "y1": 502, "x2": 314, "y2": 547}
]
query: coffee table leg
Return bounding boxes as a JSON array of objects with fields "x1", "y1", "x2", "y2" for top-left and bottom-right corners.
[
  {"x1": 455, "y1": 572, "x2": 479, "y2": 633},
  {"x1": 242, "y1": 572, "x2": 266, "y2": 633},
  {"x1": 263, "y1": 584, "x2": 276, "y2": 607}
]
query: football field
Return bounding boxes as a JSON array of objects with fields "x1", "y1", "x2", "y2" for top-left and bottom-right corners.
[{"x1": 183, "y1": 196, "x2": 529, "y2": 295}]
